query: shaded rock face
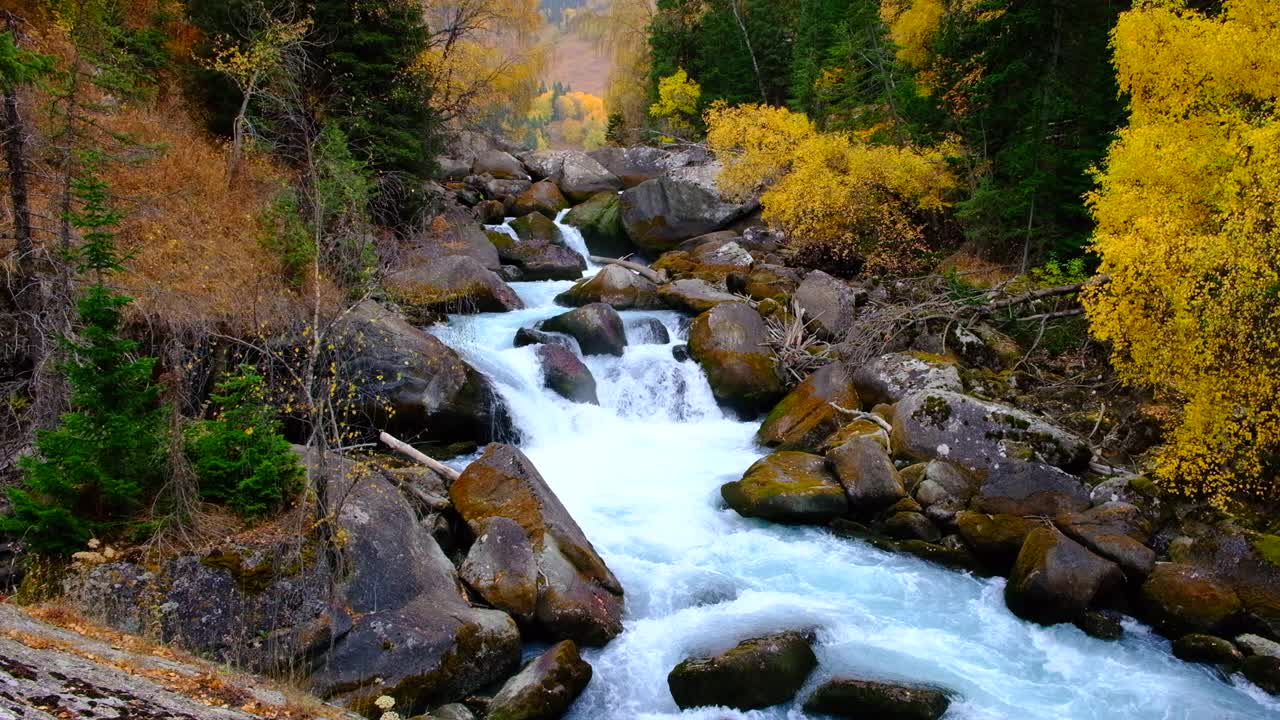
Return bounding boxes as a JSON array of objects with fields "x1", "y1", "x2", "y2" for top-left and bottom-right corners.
[
  {"x1": 1243, "y1": 656, "x2": 1280, "y2": 695},
  {"x1": 657, "y1": 278, "x2": 741, "y2": 315},
  {"x1": 555, "y1": 265, "x2": 663, "y2": 310},
  {"x1": 449, "y1": 444, "x2": 625, "y2": 645},
  {"x1": 955, "y1": 511, "x2": 1040, "y2": 573},
  {"x1": 827, "y1": 435, "x2": 907, "y2": 513},
  {"x1": 460, "y1": 516, "x2": 539, "y2": 620},
  {"x1": 667, "y1": 632, "x2": 817, "y2": 711},
  {"x1": 334, "y1": 301, "x2": 514, "y2": 444},
  {"x1": 1173, "y1": 634, "x2": 1244, "y2": 668},
  {"x1": 794, "y1": 270, "x2": 864, "y2": 339},
  {"x1": 536, "y1": 344, "x2": 600, "y2": 405},
  {"x1": 563, "y1": 191, "x2": 634, "y2": 258},
  {"x1": 973, "y1": 461, "x2": 1091, "y2": 517},
  {"x1": 1140, "y1": 563, "x2": 1244, "y2": 637},
  {"x1": 402, "y1": 211, "x2": 501, "y2": 270},
  {"x1": 476, "y1": 199, "x2": 507, "y2": 224},
  {"x1": 1005, "y1": 527, "x2": 1125, "y2": 626},
  {"x1": 1167, "y1": 530, "x2": 1280, "y2": 641},
  {"x1": 590, "y1": 145, "x2": 701, "y2": 187},
  {"x1": 803, "y1": 677, "x2": 951, "y2": 720},
  {"x1": 511, "y1": 181, "x2": 569, "y2": 218},
  {"x1": 620, "y1": 170, "x2": 750, "y2": 253},
  {"x1": 386, "y1": 255, "x2": 524, "y2": 320},
  {"x1": 891, "y1": 390, "x2": 1092, "y2": 474},
  {"x1": 757, "y1": 363, "x2": 859, "y2": 452},
  {"x1": 487, "y1": 640, "x2": 593, "y2": 720},
  {"x1": 626, "y1": 317, "x2": 671, "y2": 345},
  {"x1": 722, "y1": 451, "x2": 849, "y2": 524},
  {"x1": 541, "y1": 303, "x2": 628, "y2": 357},
  {"x1": 688, "y1": 303, "x2": 785, "y2": 417},
  {"x1": 731, "y1": 263, "x2": 804, "y2": 303},
  {"x1": 852, "y1": 353, "x2": 963, "y2": 407},
  {"x1": 473, "y1": 149, "x2": 529, "y2": 180},
  {"x1": 1056, "y1": 503, "x2": 1155, "y2": 579}
]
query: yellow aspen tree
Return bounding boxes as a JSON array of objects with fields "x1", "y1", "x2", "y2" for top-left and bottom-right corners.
[{"x1": 1085, "y1": 0, "x2": 1280, "y2": 502}]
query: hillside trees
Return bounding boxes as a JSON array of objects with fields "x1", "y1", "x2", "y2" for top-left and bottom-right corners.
[{"x1": 1085, "y1": 0, "x2": 1280, "y2": 502}]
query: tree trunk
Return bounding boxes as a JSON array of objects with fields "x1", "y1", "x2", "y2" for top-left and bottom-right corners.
[{"x1": 2, "y1": 86, "x2": 34, "y2": 285}]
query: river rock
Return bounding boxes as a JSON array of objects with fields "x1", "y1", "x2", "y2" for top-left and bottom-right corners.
[
  {"x1": 476, "y1": 199, "x2": 507, "y2": 224},
  {"x1": 1140, "y1": 563, "x2": 1243, "y2": 637},
  {"x1": 511, "y1": 181, "x2": 569, "y2": 218},
  {"x1": 955, "y1": 512, "x2": 1040, "y2": 573},
  {"x1": 450, "y1": 444, "x2": 624, "y2": 645},
  {"x1": 1236, "y1": 633, "x2": 1280, "y2": 659},
  {"x1": 590, "y1": 145, "x2": 683, "y2": 187},
  {"x1": 515, "y1": 327, "x2": 578, "y2": 351},
  {"x1": 911, "y1": 461, "x2": 978, "y2": 508},
  {"x1": 555, "y1": 265, "x2": 663, "y2": 310},
  {"x1": 757, "y1": 364, "x2": 860, "y2": 452},
  {"x1": 795, "y1": 270, "x2": 865, "y2": 340},
  {"x1": 431, "y1": 704, "x2": 477, "y2": 720},
  {"x1": 460, "y1": 517, "x2": 539, "y2": 621},
  {"x1": 537, "y1": 344, "x2": 600, "y2": 405},
  {"x1": 667, "y1": 632, "x2": 817, "y2": 711},
  {"x1": 827, "y1": 435, "x2": 907, "y2": 513},
  {"x1": 1173, "y1": 634, "x2": 1244, "y2": 667},
  {"x1": 473, "y1": 149, "x2": 529, "y2": 180},
  {"x1": 520, "y1": 149, "x2": 572, "y2": 180},
  {"x1": 564, "y1": 191, "x2": 633, "y2": 258},
  {"x1": 403, "y1": 210, "x2": 502, "y2": 270},
  {"x1": 722, "y1": 452, "x2": 849, "y2": 525},
  {"x1": 620, "y1": 169, "x2": 750, "y2": 253},
  {"x1": 657, "y1": 278, "x2": 741, "y2": 314},
  {"x1": 1163, "y1": 530, "x2": 1280, "y2": 641},
  {"x1": 542, "y1": 303, "x2": 628, "y2": 357},
  {"x1": 492, "y1": 224, "x2": 585, "y2": 281},
  {"x1": 1243, "y1": 656, "x2": 1280, "y2": 695},
  {"x1": 730, "y1": 263, "x2": 804, "y2": 303},
  {"x1": 487, "y1": 640, "x2": 593, "y2": 720},
  {"x1": 626, "y1": 317, "x2": 671, "y2": 345},
  {"x1": 688, "y1": 302, "x2": 785, "y2": 416},
  {"x1": 884, "y1": 512, "x2": 942, "y2": 543},
  {"x1": 1055, "y1": 503, "x2": 1155, "y2": 579},
  {"x1": 973, "y1": 461, "x2": 1092, "y2": 517},
  {"x1": 852, "y1": 353, "x2": 963, "y2": 407},
  {"x1": 891, "y1": 391, "x2": 1092, "y2": 474},
  {"x1": 558, "y1": 152, "x2": 624, "y2": 202},
  {"x1": 803, "y1": 677, "x2": 951, "y2": 720},
  {"x1": 511, "y1": 211, "x2": 564, "y2": 244},
  {"x1": 1005, "y1": 527, "x2": 1125, "y2": 626},
  {"x1": 334, "y1": 300, "x2": 514, "y2": 443},
  {"x1": 386, "y1": 255, "x2": 524, "y2": 320}
]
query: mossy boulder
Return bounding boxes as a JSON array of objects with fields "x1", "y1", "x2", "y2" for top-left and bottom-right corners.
[
  {"x1": 729, "y1": 263, "x2": 804, "y2": 303},
  {"x1": 1140, "y1": 563, "x2": 1243, "y2": 638},
  {"x1": 1005, "y1": 527, "x2": 1125, "y2": 626},
  {"x1": 827, "y1": 435, "x2": 907, "y2": 513},
  {"x1": 486, "y1": 640, "x2": 593, "y2": 720},
  {"x1": 955, "y1": 512, "x2": 1040, "y2": 573},
  {"x1": 620, "y1": 170, "x2": 750, "y2": 253},
  {"x1": 511, "y1": 211, "x2": 563, "y2": 244},
  {"x1": 541, "y1": 303, "x2": 628, "y2": 357},
  {"x1": 386, "y1": 255, "x2": 524, "y2": 320},
  {"x1": 667, "y1": 631, "x2": 817, "y2": 711},
  {"x1": 1172, "y1": 634, "x2": 1244, "y2": 668},
  {"x1": 1055, "y1": 503, "x2": 1156, "y2": 579},
  {"x1": 757, "y1": 364, "x2": 860, "y2": 452},
  {"x1": 657, "y1": 278, "x2": 741, "y2": 315},
  {"x1": 688, "y1": 303, "x2": 785, "y2": 417},
  {"x1": 511, "y1": 181, "x2": 569, "y2": 218},
  {"x1": 821, "y1": 419, "x2": 890, "y2": 453},
  {"x1": 851, "y1": 353, "x2": 963, "y2": 407},
  {"x1": 721, "y1": 452, "x2": 848, "y2": 525},
  {"x1": 536, "y1": 344, "x2": 599, "y2": 405},
  {"x1": 803, "y1": 677, "x2": 951, "y2": 720},
  {"x1": 883, "y1": 512, "x2": 942, "y2": 543},
  {"x1": 555, "y1": 265, "x2": 663, "y2": 310},
  {"x1": 495, "y1": 213, "x2": 586, "y2": 281},
  {"x1": 563, "y1": 191, "x2": 633, "y2": 258}
]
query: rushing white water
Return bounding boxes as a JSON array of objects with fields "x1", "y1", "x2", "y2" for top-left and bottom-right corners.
[{"x1": 435, "y1": 216, "x2": 1280, "y2": 720}]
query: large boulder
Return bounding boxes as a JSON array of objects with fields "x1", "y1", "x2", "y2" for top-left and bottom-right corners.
[
  {"x1": 460, "y1": 517, "x2": 539, "y2": 621},
  {"x1": 721, "y1": 451, "x2": 849, "y2": 525},
  {"x1": 730, "y1": 263, "x2": 804, "y2": 303},
  {"x1": 333, "y1": 300, "x2": 514, "y2": 443},
  {"x1": 688, "y1": 303, "x2": 785, "y2": 416},
  {"x1": 852, "y1": 353, "x2": 963, "y2": 407},
  {"x1": 973, "y1": 461, "x2": 1092, "y2": 517},
  {"x1": 667, "y1": 632, "x2": 817, "y2": 711},
  {"x1": 541, "y1": 304, "x2": 628, "y2": 357},
  {"x1": 555, "y1": 265, "x2": 663, "y2": 310},
  {"x1": 473, "y1": 149, "x2": 529, "y2": 180},
  {"x1": 794, "y1": 270, "x2": 864, "y2": 340},
  {"x1": 1172, "y1": 634, "x2": 1244, "y2": 668},
  {"x1": 537, "y1": 344, "x2": 600, "y2": 405},
  {"x1": 511, "y1": 211, "x2": 563, "y2": 244},
  {"x1": 590, "y1": 145, "x2": 691, "y2": 187},
  {"x1": 450, "y1": 444, "x2": 624, "y2": 645},
  {"x1": 757, "y1": 364, "x2": 859, "y2": 452},
  {"x1": 891, "y1": 391, "x2": 1092, "y2": 474},
  {"x1": 563, "y1": 191, "x2": 634, "y2": 258},
  {"x1": 558, "y1": 152, "x2": 624, "y2": 202},
  {"x1": 1005, "y1": 527, "x2": 1125, "y2": 626},
  {"x1": 402, "y1": 211, "x2": 501, "y2": 270},
  {"x1": 489, "y1": 230, "x2": 586, "y2": 281},
  {"x1": 827, "y1": 435, "x2": 907, "y2": 513},
  {"x1": 386, "y1": 255, "x2": 524, "y2": 320},
  {"x1": 657, "y1": 279, "x2": 741, "y2": 315},
  {"x1": 486, "y1": 640, "x2": 593, "y2": 720},
  {"x1": 1140, "y1": 563, "x2": 1244, "y2": 637},
  {"x1": 620, "y1": 167, "x2": 751, "y2": 253},
  {"x1": 803, "y1": 678, "x2": 951, "y2": 720},
  {"x1": 511, "y1": 181, "x2": 569, "y2": 218},
  {"x1": 1164, "y1": 530, "x2": 1280, "y2": 641},
  {"x1": 1055, "y1": 503, "x2": 1155, "y2": 579},
  {"x1": 955, "y1": 511, "x2": 1040, "y2": 573}
]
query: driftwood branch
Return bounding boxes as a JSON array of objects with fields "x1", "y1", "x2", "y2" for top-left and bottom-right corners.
[
  {"x1": 589, "y1": 255, "x2": 667, "y2": 284},
  {"x1": 379, "y1": 431, "x2": 461, "y2": 483},
  {"x1": 983, "y1": 274, "x2": 1110, "y2": 314}
]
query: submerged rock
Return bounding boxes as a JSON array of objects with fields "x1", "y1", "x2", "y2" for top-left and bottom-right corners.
[
  {"x1": 803, "y1": 677, "x2": 951, "y2": 720},
  {"x1": 487, "y1": 640, "x2": 594, "y2": 720},
  {"x1": 541, "y1": 303, "x2": 628, "y2": 357},
  {"x1": 757, "y1": 363, "x2": 859, "y2": 452},
  {"x1": 514, "y1": 327, "x2": 578, "y2": 351},
  {"x1": 556, "y1": 265, "x2": 663, "y2": 310},
  {"x1": 667, "y1": 632, "x2": 817, "y2": 711},
  {"x1": 1172, "y1": 634, "x2": 1244, "y2": 668},
  {"x1": 1005, "y1": 527, "x2": 1125, "y2": 626},
  {"x1": 1243, "y1": 656, "x2": 1280, "y2": 695},
  {"x1": 688, "y1": 302, "x2": 785, "y2": 417},
  {"x1": 536, "y1": 344, "x2": 600, "y2": 405},
  {"x1": 722, "y1": 451, "x2": 849, "y2": 524},
  {"x1": 626, "y1": 316, "x2": 671, "y2": 345}
]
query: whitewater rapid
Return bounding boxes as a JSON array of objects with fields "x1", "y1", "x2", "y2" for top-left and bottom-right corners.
[{"x1": 431, "y1": 217, "x2": 1279, "y2": 719}]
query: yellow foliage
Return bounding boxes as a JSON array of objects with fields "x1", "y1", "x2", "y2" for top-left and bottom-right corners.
[
  {"x1": 524, "y1": 89, "x2": 608, "y2": 149},
  {"x1": 880, "y1": 0, "x2": 944, "y2": 70},
  {"x1": 706, "y1": 104, "x2": 958, "y2": 275},
  {"x1": 1085, "y1": 0, "x2": 1280, "y2": 502},
  {"x1": 650, "y1": 67, "x2": 701, "y2": 133}
]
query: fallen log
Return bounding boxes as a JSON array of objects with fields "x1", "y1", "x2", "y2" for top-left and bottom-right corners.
[
  {"x1": 589, "y1": 255, "x2": 667, "y2": 284},
  {"x1": 379, "y1": 431, "x2": 461, "y2": 483}
]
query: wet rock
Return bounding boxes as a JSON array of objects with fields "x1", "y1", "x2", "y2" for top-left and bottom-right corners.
[
  {"x1": 757, "y1": 364, "x2": 860, "y2": 452},
  {"x1": 1163, "y1": 530, "x2": 1280, "y2": 641},
  {"x1": 489, "y1": 216, "x2": 585, "y2": 281},
  {"x1": 884, "y1": 512, "x2": 942, "y2": 543},
  {"x1": 974, "y1": 461, "x2": 1092, "y2": 517},
  {"x1": 450, "y1": 444, "x2": 624, "y2": 645},
  {"x1": 511, "y1": 181, "x2": 569, "y2": 218},
  {"x1": 892, "y1": 391, "x2": 1092, "y2": 474},
  {"x1": 1140, "y1": 563, "x2": 1243, "y2": 637},
  {"x1": 688, "y1": 303, "x2": 785, "y2": 417},
  {"x1": 537, "y1": 345, "x2": 600, "y2": 405},
  {"x1": 1173, "y1": 634, "x2": 1244, "y2": 667},
  {"x1": 672, "y1": 344, "x2": 690, "y2": 362},
  {"x1": 1005, "y1": 527, "x2": 1125, "y2": 626},
  {"x1": 511, "y1": 211, "x2": 564, "y2": 244},
  {"x1": 626, "y1": 317, "x2": 671, "y2": 345},
  {"x1": 955, "y1": 512, "x2": 1040, "y2": 573},
  {"x1": 722, "y1": 452, "x2": 849, "y2": 525},
  {"x1": 794, "y1": 270, "x2": 865, "y2": 340},
  {"x1": 487, "y1": 640, "x2": 593, "y2": 720},
  {"x1": 555, "y1": 265, "x2": 662, "y2": 310},
  {"x1": 542, "y1": 303, "x2": 628, "y2": 357},
  {"x1": 1236, "y1": 633, "x2": 1280, "y2": 659},
  {"x1": 473, "y1": 149, "x2": 529, "y2": 180},
  {"x1": 803, "y1": 677, "x2": 951, "y2": 720},
  {"x1": 563, "y1": 191, "x2": 633, "y2": 258},
  {"x1": 657, "y1": 278, "x2": 741, "y2": 315},
  {"x1": 386, "y1": 255, "x2": 524, "y2": 320},
  {"x1": 852, "y1": 353, "x2": 963, "y2": 407},
  {"x1": 1056, "y1": 503, "x2": 1155, "y2": 579},
  {"x1": 827, "y1": 436, "x2": 907, "y2": 513},
  {"x1": 460, "y1": 517, "x2": 539, "y2": 621},
  {"x1": 333, "y1": 300, "x2": 514, "y2": 444},
  {"x1": 1243, "y1": 656, "x2": 1280, "y2": 695},
  {"x1": 514, "y1": 327, "x2": 578, "y2": 351},
  {"x1": 620, "y1": 168, "x2": 751, "y2": 253},
  {"x1": 1076, "y1": 609, "x2": 1125, "y2": 640},
  {"x1": 667, "y1": 632, "x2": 817, "y2": 711}
]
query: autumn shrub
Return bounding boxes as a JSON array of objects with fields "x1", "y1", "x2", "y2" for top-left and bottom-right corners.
[
  {"x1": 186, "y1": 365, "x2": 304, "y2": 519},
  {"x1": 707, "y1": 103, "x2": 958, "y2": 275},
  {"x1": 1085, "y1": 0, "x2": 1280, "y2": 502}
]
